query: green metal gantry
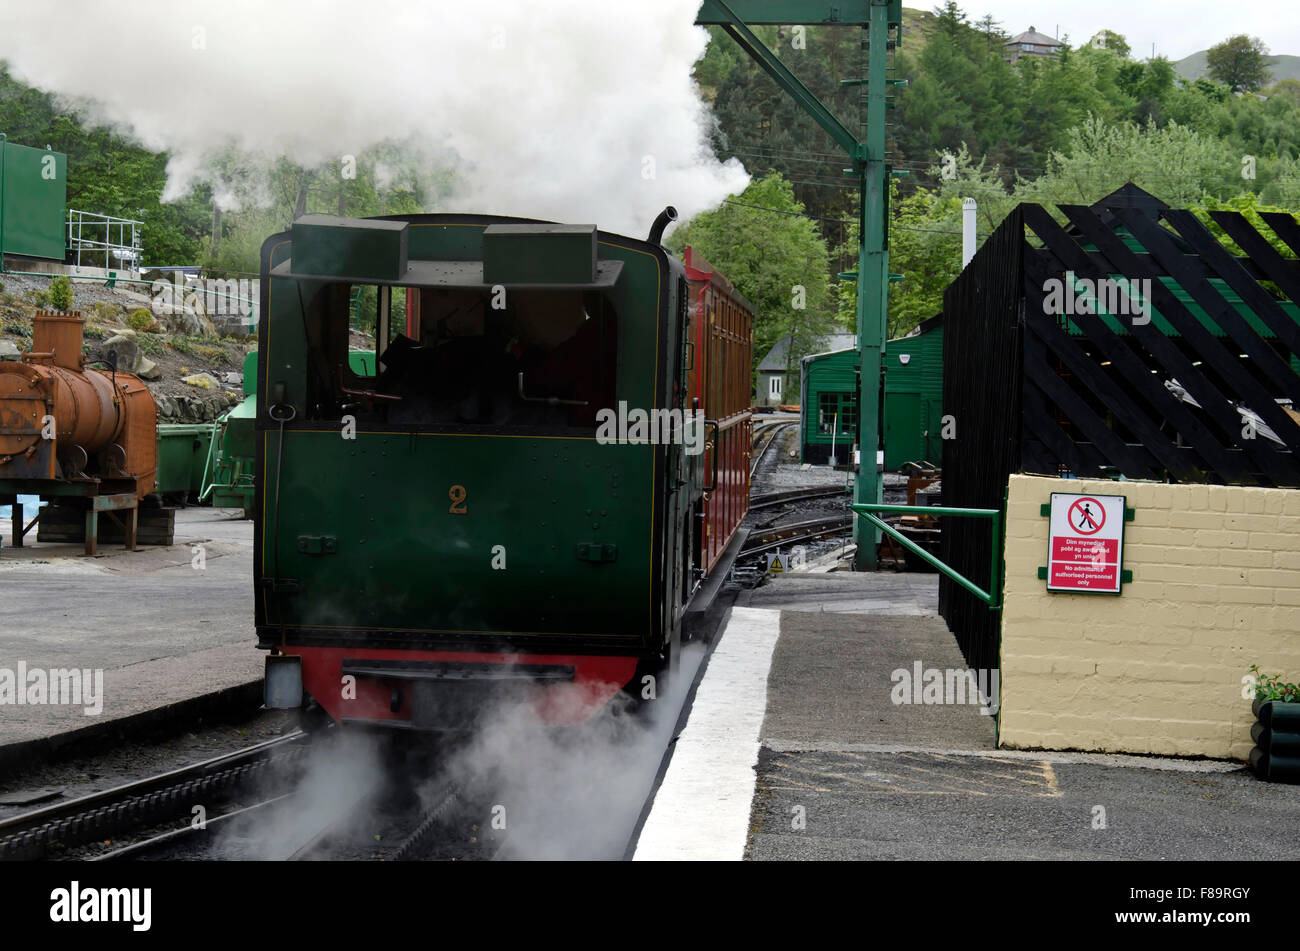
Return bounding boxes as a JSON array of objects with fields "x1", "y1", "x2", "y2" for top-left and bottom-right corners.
[{"x1": 696, "y1": 0, "x2": 901, "y2": 569}]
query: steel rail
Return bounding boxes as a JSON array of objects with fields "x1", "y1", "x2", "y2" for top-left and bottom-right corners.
[
  {"x1": 750, "y1": 485, "x2": 851, "y2": 510},
  {"x1": 0, "y1": 731, "x2": 308, "y2": 861}
]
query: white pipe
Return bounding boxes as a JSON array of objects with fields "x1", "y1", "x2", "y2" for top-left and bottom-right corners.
[{"x1": 962, "y1": 198, "x2": 977, "y2": 269}]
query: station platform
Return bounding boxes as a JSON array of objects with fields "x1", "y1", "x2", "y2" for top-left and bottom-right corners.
[
  {"x1": 634, "y1": 571, "x2": 1294, "y2": 862},
  {"x1": 0, "y1": 507, "x2": 261, "y2": 765}
]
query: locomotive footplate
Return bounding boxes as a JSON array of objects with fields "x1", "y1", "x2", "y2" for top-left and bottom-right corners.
[{"x1": 341, "y1": 659, "x2": 576, "y2": 730}]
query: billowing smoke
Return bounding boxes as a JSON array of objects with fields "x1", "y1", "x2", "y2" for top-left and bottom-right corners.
[{"x1": 0, "y1": 0, "x2": 748, "y2": 235}]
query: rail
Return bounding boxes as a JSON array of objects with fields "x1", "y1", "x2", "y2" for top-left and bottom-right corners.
[{"x1": 852, "y1": 503, "x2": 1003, "y2": 610}]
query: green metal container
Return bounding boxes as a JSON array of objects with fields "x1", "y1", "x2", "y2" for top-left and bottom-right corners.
[
  {"x1": 155, "y1": 423, "x2": 215, "y2": 495},
  {"x1": 0, "y1": 140, "x2": 67, "y2": 261}
]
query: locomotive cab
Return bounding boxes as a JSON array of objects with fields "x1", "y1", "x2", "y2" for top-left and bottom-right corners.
[{"x1": 254, "y1": 213, "x2": 749, "y2": 730}]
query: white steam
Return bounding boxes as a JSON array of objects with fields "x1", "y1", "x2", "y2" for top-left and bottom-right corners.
[
  {"x1": 0, "y1": 0, "x2": 748, "y2": 235},
  {"x1": 438, "y1": 643, "x2": 707, "y2": 860}
]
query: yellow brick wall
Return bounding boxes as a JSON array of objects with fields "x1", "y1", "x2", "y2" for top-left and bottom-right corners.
[{"x1": 999, "y1": 474, "x2": 1300, "y2": 760}]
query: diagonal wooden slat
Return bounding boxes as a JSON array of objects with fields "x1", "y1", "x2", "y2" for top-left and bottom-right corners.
[
  {"x1": 1020, "y1": 378, "x2": 1101, "y2": 477},
  {"x1": 1023, "y1": 268, "x2": 1204, "y2": 481},
  {"x1": 1258, "y1": 212, "x2": 1300, "y2": 268},
  {"x1": 1023, "y1": 246, "x2": 1245, "y2": 481},
  {"x1": 1027, "y1": 204, "x2": 1262, "y2": 479},
  {"x1": 1213, "y1": 212, "x2": 1300, "y2": 308},
  {"x1": 1163, "y1": 211, "x2": 1300, "y2": 357},
  {"x1": 1057, "y1": 204, "x2": 1299, "y2": 484},
  {"x1": 1023, "y1": 331, "x2": 1158, "y2": 478},
  {"x1": 1117, "y1": 208, "x2": 1300, "y2": 453}
]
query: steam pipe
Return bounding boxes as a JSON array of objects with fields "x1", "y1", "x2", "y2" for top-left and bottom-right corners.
[{"x1": 647, "y1": 205, "x2": 678, "y2": 246}]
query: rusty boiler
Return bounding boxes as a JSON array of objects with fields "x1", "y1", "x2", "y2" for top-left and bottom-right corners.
[{"x1": 0, "y1": 310, "x2": 157, "y2": 497}]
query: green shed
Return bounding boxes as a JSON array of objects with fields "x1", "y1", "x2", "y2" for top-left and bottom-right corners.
[
  {"x1": 800, "y1": 346, "x2": 859, "y2": 465},
  {"x1": 799, "y1": 315, "x2": 945, "y2": 470},
  {"x1": 883, "y1": 315, "x2": 944, "y2": 470},
  {"x1": 0, "y1": 139, "x2": 67, "y2": 261}
]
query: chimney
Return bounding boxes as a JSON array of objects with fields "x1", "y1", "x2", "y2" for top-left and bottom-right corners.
[{"x1": 29, "y1": 309, "x2": 86, "y2": 371}]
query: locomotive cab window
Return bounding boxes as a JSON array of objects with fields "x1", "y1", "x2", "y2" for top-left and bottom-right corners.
[{"x1": 309, "y1": 282, "x2": 618, "y2": 431}]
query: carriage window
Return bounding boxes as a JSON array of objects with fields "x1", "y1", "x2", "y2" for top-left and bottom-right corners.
[{"x1": 328, "y1": 284, "x2": 618, "y2": 430}]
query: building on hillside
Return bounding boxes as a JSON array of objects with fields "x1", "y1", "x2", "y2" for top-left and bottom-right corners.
[
  {"x1": 1005, "y1": 26, "x2": 1063, "y2": 63},
  {"x1": 757, "y1": 331, "x2": 855, "y2": 406}
]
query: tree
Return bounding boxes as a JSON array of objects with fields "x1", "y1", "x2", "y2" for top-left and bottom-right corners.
[
  {"x1": 1090, "y1": 30, "x2": 1131, "y2": 59},
  {"x1": 1206, "y1": 35, "x2": 1272, "y2": 93},
  {"x1": 666, "y1": 172, "x2": 838, "y2": 400}
]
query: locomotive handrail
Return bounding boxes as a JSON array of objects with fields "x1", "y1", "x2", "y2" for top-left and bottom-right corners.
[
  {"x1": 704, "y1": 419, "x2": 719, "y2": 493},
  {"x1": 852, "y1": 503, "x2": 1003, "y2": 610}
]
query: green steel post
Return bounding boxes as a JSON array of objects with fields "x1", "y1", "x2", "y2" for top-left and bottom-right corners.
[
  {"x1": 1, "y1": 132, "x2": 7, "y2": 274},
  {"x1": 851, "y1": 0, "x2": 890, "y2": 570},
  {"x1": 697, "y1": 1, "x2": 897, "y2": 572}
]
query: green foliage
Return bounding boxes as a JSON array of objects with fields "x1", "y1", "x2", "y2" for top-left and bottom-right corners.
[
  {"x1": 127, "y1": 308, "x2": 155, "y2": 332},
  {"x1": 668, "y1": 172, "x2": 837, "y2": 399},
  {"x1": 0, "y1": 281, "x2": 5, "y2": 296},
  {"x1": 26, "y1": 288, "x2": 51, "y2": 308},
  {"x1": 172, "y1": 335, "x2": 228, "y2": 363},
  {"x1": 1249, "y1": 665, "x2": 1300, "y2": 704},
  {"x1": 1206, "y1": 35, "x2": 1272, "y2": 93},
  {"x1": 48, "y1": 275, "x2": 75, "y2": 311},
  {"x1": 92, "y1": 301, "x2": 122, "y2": 323},
  {"x1": 1090, "y1": 31, "x2": 1131, "y2": 59},
  {"x1": 136, "y1": 333, "x2": 164, "y2": 355},
  {"x1": 2, "y1": 313, "x2": 32, "y2": 342},
  {"x1": 1191, "y1": 194, "x2": 1299, "y2": 259}
]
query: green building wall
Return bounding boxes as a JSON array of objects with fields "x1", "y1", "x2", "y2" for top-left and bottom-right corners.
[
  {"x1": 0, "y1": 140, "x2": 67, "y2": 261},
  {"x1": 800, "y1": 318, "x2": 945, "y2": 470}
]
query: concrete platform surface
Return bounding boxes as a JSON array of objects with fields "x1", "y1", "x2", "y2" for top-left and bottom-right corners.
[
  {"x1": 635, "y1": 570, "x2": 1299, "y2": 861},
  {"x1": 0, "y1": 508, "x2": 260, "y2": 752}
]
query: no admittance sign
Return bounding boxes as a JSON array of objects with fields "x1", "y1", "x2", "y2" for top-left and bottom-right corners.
[{"x1": 1046, "y1": 493, "x2": 1127, "y2": 594}]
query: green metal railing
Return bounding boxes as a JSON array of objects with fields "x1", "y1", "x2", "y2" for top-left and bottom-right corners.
[{"x1": 852, "y1": 503, "x2": 1003, "y2": 610}]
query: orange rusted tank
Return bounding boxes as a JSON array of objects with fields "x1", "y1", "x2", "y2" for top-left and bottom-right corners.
[{"x1": 0, "y1": 310, "x2": 157, "y2": 497}]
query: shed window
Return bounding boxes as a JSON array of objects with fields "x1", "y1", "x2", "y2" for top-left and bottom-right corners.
[{"x1": 819, "y1": 393, "x2": 857, "y2": 435}]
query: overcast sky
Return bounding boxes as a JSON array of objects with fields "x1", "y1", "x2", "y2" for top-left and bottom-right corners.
[{"x1": 956, "y1": 1, "x2": 1298, "y2": 62}]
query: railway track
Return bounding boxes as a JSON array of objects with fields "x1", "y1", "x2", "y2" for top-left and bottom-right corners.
[
  {"x1": 750, "y1": 422, "x2": 794, "y2": 478},
  {"x1": 0, "y1": 731, "x2": 309, "y2": 861},
  {"x1": 750, "y1": 485, "x2": 851, "y2": 510},
  {"x1": 740, "y1": 515, "x2": 854, "y2": 556}
]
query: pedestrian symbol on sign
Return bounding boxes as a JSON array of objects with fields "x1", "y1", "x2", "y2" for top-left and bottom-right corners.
[{"x1": 1068, "y1": 497, "x2": 1106, "y2": 536}]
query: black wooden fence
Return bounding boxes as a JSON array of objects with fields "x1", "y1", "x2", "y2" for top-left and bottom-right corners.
[{"x1": 940, "y1": 185, "x2": 1300, "y2": 671}]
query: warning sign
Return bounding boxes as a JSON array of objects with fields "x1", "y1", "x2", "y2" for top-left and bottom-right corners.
[{"x1": 1046, "y1": 493, "x2": 1126, "y2": 594}]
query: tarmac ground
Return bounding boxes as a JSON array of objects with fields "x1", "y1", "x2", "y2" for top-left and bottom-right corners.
[
  {"x1": 636, "y1": 571, "x2": 1300, "y2": 861},
  {"x1": 0, "y1": 507, "x2": 261, "y2": 762}
]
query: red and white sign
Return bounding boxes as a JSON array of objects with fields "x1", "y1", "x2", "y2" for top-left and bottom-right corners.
[{"x1": 1047, "y1": 492, "x2": 1126, "y2": 594}]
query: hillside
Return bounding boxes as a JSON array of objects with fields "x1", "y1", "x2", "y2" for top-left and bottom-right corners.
[{"x1": 1176, "y1": 50, "x2": 1300, "y2": 84}]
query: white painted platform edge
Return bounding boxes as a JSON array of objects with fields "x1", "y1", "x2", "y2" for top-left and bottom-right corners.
[{"x1": 633, "y1": 607, "x2": 782, "y2": 861}]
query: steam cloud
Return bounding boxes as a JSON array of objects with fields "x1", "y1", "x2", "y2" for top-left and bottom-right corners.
[{"x1": 0, "y1": 0, "x2": 748, "y2": 235}]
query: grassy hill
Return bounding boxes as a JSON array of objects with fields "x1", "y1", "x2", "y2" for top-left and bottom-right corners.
[{"x1": 1176, "y1": 50, "x2": 1300, "y2": 84}]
